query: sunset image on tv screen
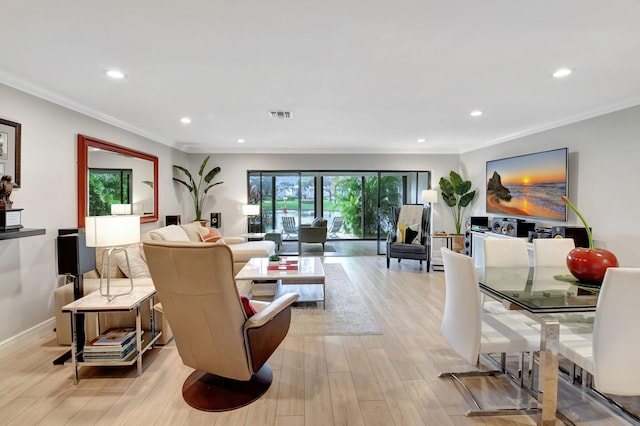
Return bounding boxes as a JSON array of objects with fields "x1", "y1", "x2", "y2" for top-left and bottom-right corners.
[{"x1": 486, "y1": 148, "x2": 567, "y2": 220}]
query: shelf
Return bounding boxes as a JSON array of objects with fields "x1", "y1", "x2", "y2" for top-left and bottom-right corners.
[
  {"x1": 0, "y1": 228, "x2": 46, "y2": 240},
  {"x1": 78, "y1": 331, "x2": 162, "y2": 366}
]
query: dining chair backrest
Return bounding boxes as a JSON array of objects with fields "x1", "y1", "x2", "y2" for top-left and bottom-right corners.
[
  {"x1": 593, "y1": 268, "x2": 640, "y2": 395},
  {"x1": 440, "y1": 247, "x2": 482, "y2": 364},
  {"x1": 483, "y1": 238, "x2": 530, "y2": 268},
  {"x1": 533, "y1": 238, "x2": 575, "y2": 268}
]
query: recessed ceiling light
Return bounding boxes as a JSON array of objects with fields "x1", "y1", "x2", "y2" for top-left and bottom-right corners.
[
  {"x1": 470, "y1": 110, "x2": 483, "y2": 117},
  {"x1": 417, "y1": 138, "x2": 426, "y2": 143},
  {"x1": 105, "y1": 69, "x2": 126, "y2": 79},
  {"x1": 553, "y1": 68, "x2": 572, "y2": 78},
  {"x1": 237, "y1": 138, "x2": 246, "y2": 144},
  {"x1": 180, "y1": 117, "x2": 191, "y2": 124}
]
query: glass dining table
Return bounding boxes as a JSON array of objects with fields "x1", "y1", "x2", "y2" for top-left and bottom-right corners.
[{"x1": 477, "y1": 266, "x2": 600, "y2": 426}]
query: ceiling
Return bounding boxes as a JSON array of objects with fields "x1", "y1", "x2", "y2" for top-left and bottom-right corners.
[{"x1": 2, "y1": 0, "x2": 640, "y2": 154}]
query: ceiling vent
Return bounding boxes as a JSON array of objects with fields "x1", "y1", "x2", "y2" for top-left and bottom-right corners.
[{"x1": 270, "y1": 111, "x2": 292, "y2": 119}]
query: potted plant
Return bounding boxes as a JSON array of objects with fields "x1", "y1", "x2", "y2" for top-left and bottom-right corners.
[
  {"x1": 173, "y1": 156, "x2": 223, "y2": 224},
  {"x1": 439, "y1": 171, "x2": 476, "y2": 252}
]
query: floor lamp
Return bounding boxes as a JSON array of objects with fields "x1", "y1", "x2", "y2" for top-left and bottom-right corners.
[
  {"x1": 85, "y1": 215, "x2": 140, "y2": 301},
  {"x1": 242, "y1": 204, "x2": 260, "y2": 234},
  {"x1": 422, "y1": 189, "x2": 439, "y2": 269}
]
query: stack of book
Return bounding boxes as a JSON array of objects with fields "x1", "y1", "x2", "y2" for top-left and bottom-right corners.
[{"x1": 83, "y1": 327, "x2": 138, "y2": 362}]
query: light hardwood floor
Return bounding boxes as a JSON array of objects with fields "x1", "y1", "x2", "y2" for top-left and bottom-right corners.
[{"x1": 0, "y1": 256, "x2": 633, "y2": 425}]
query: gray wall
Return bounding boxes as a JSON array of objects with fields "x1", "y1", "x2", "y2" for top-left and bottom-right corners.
[
  {"x1": 175, "y1": 153, "x2": 460, "y2": 237},
  {"x1": 461, "y1": 105, "x2": 640, "y2": 266},
  {"x1": 0, "y1": 84, "x2": 186, "y2": 344}
]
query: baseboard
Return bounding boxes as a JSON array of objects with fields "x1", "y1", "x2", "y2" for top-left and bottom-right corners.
[{"x1": 0, "y1": 318, "x2": 55, "y2": 360}]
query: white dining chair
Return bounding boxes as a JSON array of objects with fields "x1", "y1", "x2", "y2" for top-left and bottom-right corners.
[
  {"x1": 558, "y1": 268, "x2": 640, "y2": 397},
  {"x1": 482, "y1": 238, "x2": 531, "y2": 313},
  {"x1": 439, "y1": 247, "x2": 540, "y2": 416},
  {"x1": 484, "y1": 237, "x2": 530, "y2": 267},
  {"x1": 533, "y1": 238, "x2": 575, "y2": 269}
]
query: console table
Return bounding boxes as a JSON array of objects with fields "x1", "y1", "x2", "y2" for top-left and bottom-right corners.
[{"x1": 62, "y1": 286, "x2": 161, "y2": 384}]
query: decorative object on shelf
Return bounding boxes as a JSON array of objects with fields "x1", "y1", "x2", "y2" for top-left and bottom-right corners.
[
  {"x1": 561, "y1": 196, "x2": 618, "y2": 285},
  {"x1": 0, "y1": 207, "x2": 23, "y2": 231},
  {"x1": 173, "y1": 155, "x2": 223, "y2": 222},
  {"x1": 0, "y1": 175, "x2": 13, "y2": 208},
  {"x1": 85, "y1": 215, "x2": 140, "y2": 301},
  {"x1": 0, "y1": 118, "x2": 21, "y2": 188},
  {"x1": 439, "y1": 171, "x2": 476, "y2": 252}
]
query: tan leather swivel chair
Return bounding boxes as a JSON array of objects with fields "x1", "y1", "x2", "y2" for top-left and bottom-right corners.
[{"x1": 143, "y1": 241, "x2": 299, "y2": 411}]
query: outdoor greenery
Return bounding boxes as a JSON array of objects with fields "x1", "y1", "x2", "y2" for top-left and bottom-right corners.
[
  {"x1": 88, "y1": 169, "x2": 131, "y2": 216},
  {"x1": 173, "y1": 156, "x2": 223, "y2": 221},
  {"x1": 332, "y1": 175, "x2": 402, "y2": 238}
]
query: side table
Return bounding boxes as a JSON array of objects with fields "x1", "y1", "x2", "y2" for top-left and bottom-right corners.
[{"x1": 62, "y1": 286, "x2": 161, "y2": 384}]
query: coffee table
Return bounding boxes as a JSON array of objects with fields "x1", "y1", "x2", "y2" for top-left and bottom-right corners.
[{"x1": 235, "y1": 257, "x2": 325, "y2": 309}]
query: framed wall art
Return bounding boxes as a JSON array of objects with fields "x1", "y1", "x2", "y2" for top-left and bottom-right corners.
[{"x1": 0, "y1": 118, "x2": 21, "y2": 188}]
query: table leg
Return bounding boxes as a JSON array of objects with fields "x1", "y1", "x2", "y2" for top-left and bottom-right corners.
[
  {"x1": 136, "y1": 305, "x2": 142, "y2": 376},
  {"x1": 70, "y1": 311, "x2": 79, "y2": 385},
  {"x1": 537, "y1": 318, "x2": 560, "y2": 425}
]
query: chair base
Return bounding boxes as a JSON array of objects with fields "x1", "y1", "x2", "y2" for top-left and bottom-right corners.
[
  {"x1": 182, "y1": 363, "x2": 273, "y2": 412},
  {"x1": 439, "y1": 371, "x2": 537, "y2": 417}
]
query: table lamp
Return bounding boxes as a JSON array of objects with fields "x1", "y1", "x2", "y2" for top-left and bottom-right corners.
[
  {"x1": 110, "y1": 203, "x2": 132, "y2": 215},
  {"x1": 85, "y1": 215, "x2": 140, "y2": 301}
]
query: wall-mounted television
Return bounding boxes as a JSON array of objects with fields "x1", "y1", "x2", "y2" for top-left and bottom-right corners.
[{"x1": 486, "y1": 148, "x2": 568, "y2": 221}]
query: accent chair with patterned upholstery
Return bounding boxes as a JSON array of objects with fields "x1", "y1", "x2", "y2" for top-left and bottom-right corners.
[{"x1": 386, "y1": 204, "x2": 431, "y2": 270}]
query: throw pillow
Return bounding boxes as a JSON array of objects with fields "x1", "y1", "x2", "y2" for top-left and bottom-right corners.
[
  {"x1": 311, "y1": 217, "x2": 323, "y2": 227},
  {"x1": 180, "y1": 222, "x2": 206, "y2": 242},
  {"x1": 114, "y1": 246, "x2": 151, "y2": 278},
  {"x1": 240, "y1": 296, "x2": 257, "y2": 317},
  {"x1": 149, "y1": 225, "x2": 190, "y2": 241},
  {"x1": 200, "y1": 227, "x2": 222, "y2": 243},
  {"x1": 396, "y1": 223, "x2": 420, "y2": 244}
]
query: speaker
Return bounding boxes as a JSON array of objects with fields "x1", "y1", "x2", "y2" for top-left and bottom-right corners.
[
  {"x1": 491, "y1": 218, "x2": 535, "y2": 237},
  {"x1": 464, "y1": 216, "x2": 488, "y2": 256},
  {"x1": 551, "y1": 226, "x2": 590, "y2": 248},
  {"x1": 210, "y1": 212, "x2": 221, "y2": 229},
  {"x1": 165, "y1": 215, "x2": 181, "y2": 226},
  {"x1": 56, "y1": 232, "x2": 96, "y2": 277}
]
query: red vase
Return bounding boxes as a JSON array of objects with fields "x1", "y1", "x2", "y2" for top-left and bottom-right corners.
[{"x1": 566, "y1": 247, "x2": 619, "y2": 285}]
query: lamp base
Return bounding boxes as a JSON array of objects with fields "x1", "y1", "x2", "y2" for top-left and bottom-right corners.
[{"x1": 100, "y1": 247, "x2": 134, "y2": 301}]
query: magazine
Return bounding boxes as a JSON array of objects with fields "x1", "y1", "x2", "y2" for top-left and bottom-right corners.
[{"x1": 88, "y1": 327, "x2": 136, "y2": 346}]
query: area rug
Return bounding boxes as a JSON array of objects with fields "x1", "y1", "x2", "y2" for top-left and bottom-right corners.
[{"x1": 287, "y1": 263, "x2": 382, "y2": 336}]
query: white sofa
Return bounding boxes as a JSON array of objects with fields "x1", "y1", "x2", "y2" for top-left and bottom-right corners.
[{"x1": 54, "y1": 222, "x2": 276, "y2": 345}]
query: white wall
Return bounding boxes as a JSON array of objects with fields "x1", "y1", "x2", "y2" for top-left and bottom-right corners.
[
  {"x1": 461, "y1": 105, "x2": 640, "y2": 267},
  {"x1": 0, "y1": 84, "x2": 186, "y2": 343},
  {"x1": 174, "y1": 153, "x2": 460, "y2": 237}
]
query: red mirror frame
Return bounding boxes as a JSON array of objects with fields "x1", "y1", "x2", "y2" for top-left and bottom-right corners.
[{"x1": 77, "y1": 134, "x2": 158, "y2": 228}]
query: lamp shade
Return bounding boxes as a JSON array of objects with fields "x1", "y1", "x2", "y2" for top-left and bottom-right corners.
[
  {"x1": 85, "y1": 215, "x2": 140, "y2": 247},
  {"x1": 110, "y1": 203, "x2": 132, "y2": 215},
  {"x1": 422, "y1": 189, "x2": 438, "y2": 203},
  {"x1": 242, "y1": 204, "x2": 260, "y2": 216}
]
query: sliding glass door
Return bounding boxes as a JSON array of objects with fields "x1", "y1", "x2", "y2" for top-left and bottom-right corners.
[{"x1": 248, "y1": 170, "x2": 431, "y2": 255}]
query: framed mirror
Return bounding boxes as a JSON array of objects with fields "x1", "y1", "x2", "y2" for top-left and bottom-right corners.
[{"x1": 77, "y1": 134, "x2": 158, "y2": 228}]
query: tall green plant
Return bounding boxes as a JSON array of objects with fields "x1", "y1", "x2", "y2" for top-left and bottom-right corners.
[
  {"x1": 173, "y1": 156, "x2": 223, "y2": 220},
  {"x1": 439, "y1": 171, "x2": 476, "y2": 234}
]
